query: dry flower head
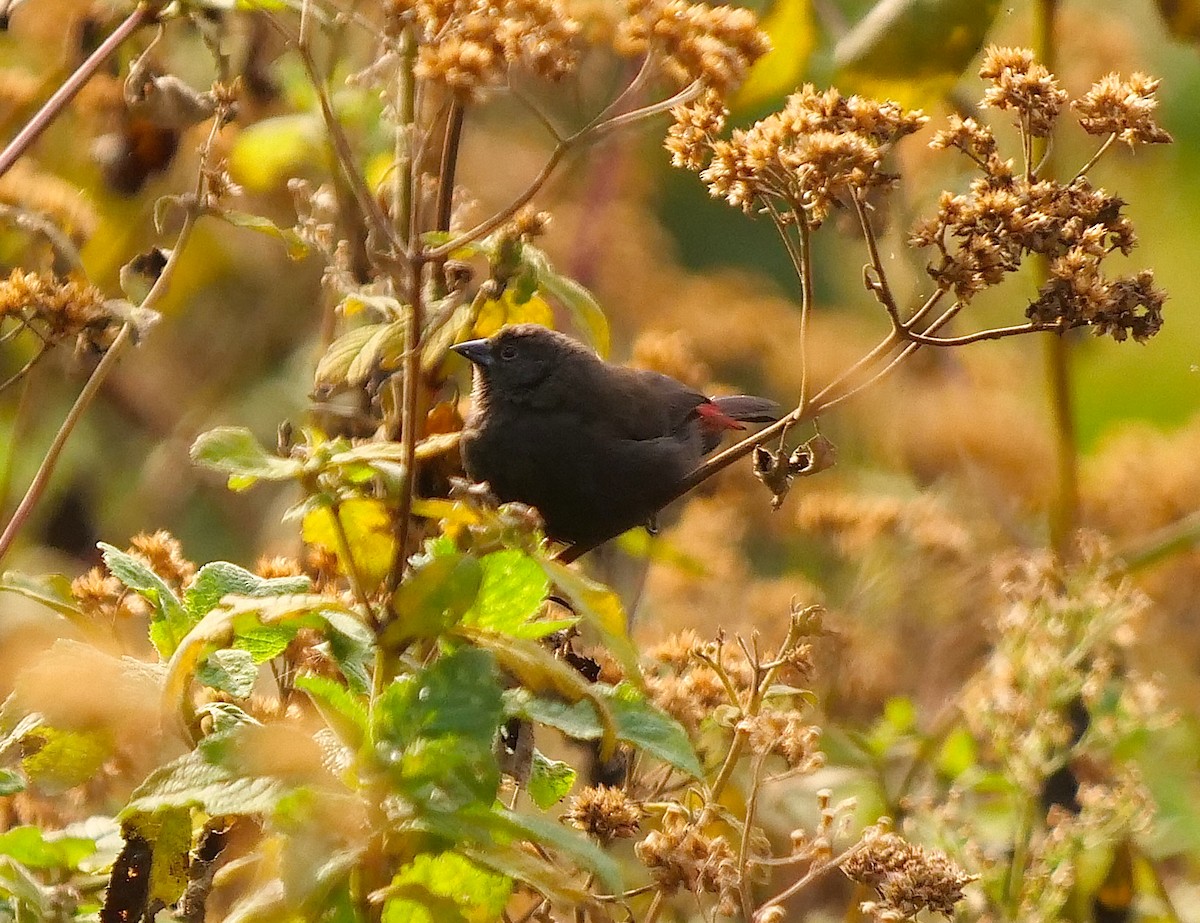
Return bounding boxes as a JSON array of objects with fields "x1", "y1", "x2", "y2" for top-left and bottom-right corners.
[
  {"x1": 617, "y1": 0, "x2": 769, "y2": 91},
  {"x1": 669, "y1": 85, "x2": 926, "y2": 225},
  {"x1": 842, "y1": 826, "x2": 974, "y2": 920},
  {"x1": 389, "y1": 0, "x2": 581, "y2": 96},
  {"x1": 563, "y1": 785, "x2": 642, "y2": 841}
]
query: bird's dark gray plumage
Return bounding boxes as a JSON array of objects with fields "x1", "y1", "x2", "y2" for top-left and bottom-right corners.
[{"x1": 453, "y1": 324, "x2": 777, "y2": 548}]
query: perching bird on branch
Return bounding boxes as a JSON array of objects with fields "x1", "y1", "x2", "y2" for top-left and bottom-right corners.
[{"x1": 453, "y1": 324, "x2": 777, "y2": 549}]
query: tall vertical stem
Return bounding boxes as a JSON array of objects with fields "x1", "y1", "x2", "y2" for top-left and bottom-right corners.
[
  {"x1": 1034, "y1": 0, "x2": 1077, "y2": 559},
  {"x1": 394, "y1": 30, "x2": 417, "y2": 248}
]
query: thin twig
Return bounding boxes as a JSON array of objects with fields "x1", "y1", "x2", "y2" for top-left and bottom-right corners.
[
  {"x1": 0, "y1": 203, "x2": 198, "y2": 564},
  {"x1": 738, "y1": 753, "x2": 769, "y2": 920},
  {"x1": 754, "y1": 843, "x2": 866, "y2": 917},
  {"x1": 394, "y1": 29, "x2": 418, "y2": 247},
  {"x1": 0, "y1": 344, "x2": 48, "y2": 395},
  {"x1": 852, "y1": 190, "x2": 900, "y2": 327},
  {"x1": 386, "y1": 254, "x2": 426, "y2": 594},
  {"x1": 1072, "y1": 132, "x2": 1117, "y2": 182},
  {"x1": 0, "y1": 325, "x2": 132, "y2": 564},
  {"x1": 269, "y1": 18, "x2": 400, "y2": 258},
  {"x1": 0, "y1": 4, "x2": 158, "y2": 179},
  {"x1": 425, "y1": 80, "x2": 705, "y2": 261}
]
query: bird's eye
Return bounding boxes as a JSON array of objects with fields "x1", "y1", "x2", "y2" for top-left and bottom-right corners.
[{"x1": 499, "y1": 344, "x2": 518, "y2": 360}]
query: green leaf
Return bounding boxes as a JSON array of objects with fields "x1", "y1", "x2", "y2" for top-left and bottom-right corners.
[
  {"x1": 461, "y1": 551, "x2": 555, "y2": 638},
  {"x1": 99, "y1": 543, "x2": 189, "y2": 656},
  {"x1": 388, "y1": 553, "x2": 482, "y2": 643},
  {"x1": 375, "y1": 648, "x2": 502, "y2": 745},
  {"x1": 461, "y1": 841, "x2": 594, "y2": 908},
  {"x1": 504, "y1": 683, "x2": 702, "y2": 778},
  {"x1": 0, "y1": 827, "x2": 96, "y2": 871},
  {"x1": 493, "y1": 809, "x2": 621, "y2": 895},
  {"x1": 382, "y1": 852, "x2": 512, "y2": 923},
  {"x1": 220, "y1": 210, "x2": 309, "y2": 260},
  {"x1": 0, "y1": 856, "x2": 50, "y2": 918},
  {"x1": 185, "y1": 561, "x2": 312, "y2": 621},
  {"x1": 190, "y1": 426, "x2": 304, "y2": 491},
  {"x1": 373, "y1": 649, "x2": 504, "y2": 810},
  {"x1": 21, "y1": 727, "x2": 110, "y2": 794},
  {"x1": 232, "y1": 624, "x2": 297, "y2": 662},
  {"x1": 295, "y1": 674, "x2": 368, "y2": 751},
  {"x1": 0, "y1": 572, "x2": 82, "y2": 622},
  {"x1": 121, "y1": 809, "x2": 192, "y2": 906},
  {"x1": 121, "y1": 747, "x2": 288, "y2": 819},
  {"x1": 527, "y1": 751, "x2": 575, "y2": 809},
  {"x1": 316, "y1": 323, "x2": 385, "y2": 388},
  {"x1": 0, "y1": 770, "x2": 24, "y2": 796},
  {"x1": 302, "y1": 498, "x2": 396, "y2": 593},
  {"x1": 521, "y1": 246, "x2": 610, "y2": 357},
  {"x1": 348, "y1": 320, "x2": 407, "y2": 387},
  {"x1": 735, "y1": 0, "x2": 817, "y2": 109},
  {"x1": 196, "y1": 649, "x2": 260, "y2": 698},
  {"x1": 607, "y1": 683, "x2": 702, "y2": 777}
]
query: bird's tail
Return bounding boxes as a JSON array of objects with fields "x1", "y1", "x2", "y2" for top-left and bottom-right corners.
[{"x1": 710, "y1": 395, "x2": 780, "y2": 423}]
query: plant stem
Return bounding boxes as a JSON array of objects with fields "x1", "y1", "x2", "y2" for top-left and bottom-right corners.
[
  {"x1": 395, "y1": 29, "x2": 417, "y2": 246},
  {"x1": 1033, "y1": 0, "x2": 1077, "y2": 560},
  {"x1": 0, "y1": 206, "x2": 196, "y2": 565},
  {"x1": 388, "y1": 254, "x2": 426, "y2": 594},
  {"x1": 0, "y1": 324, "x2": 132, "y2": 565},
  {"x1": 0, "y1": 4, "x2": 158, "y2": 179}
]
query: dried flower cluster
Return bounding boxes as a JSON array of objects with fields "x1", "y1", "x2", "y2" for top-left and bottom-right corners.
[
  {"x1": 739, "y1": 709, "x2": 823, "y2": 770},
  {"x1": 978, "y1": 46, "x2": 1068, "y2": 136},
  {"x1": 0, "y1": 269, "x2": 111, "y2": 349},
  {"x1": 635, "y1": 815, "x2": 741, "y2": 913},
  {"x1": 1073, "y1": 72, "x2": 1173, "y2": 146},
  {"x1": 388, "y1": 0, "x2": 580, "y2": 94},
  {"x1": 911, "y1": 48, "x2": 1170, "y2": 340},
  {"x1": 563, "y1": 785, "x2": 642, "y2": 841},
  {"x1": 127, "y1": 530, "x2": 197, "y2": 591},
  {"x1": 644, "y1": 631, "x2": 746, "y2": 733},
  {"x1": 667, "y1": 85, "x2": 925, "y2": 224},
  {"x1": 961, "y1": 538, "x2": 1165, "y2": 794},
  {"x1": 71, "y1": 569, "x2": 141, "y2": 624},
  {"x1": 842, "y1": 826, "x2": 974, "y2": 921},
  {"x1": 617, "y1": 0, "x2": 769, "y2": 91}
]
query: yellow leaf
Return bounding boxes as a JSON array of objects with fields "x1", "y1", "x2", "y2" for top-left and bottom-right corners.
[
  {"x1": 735, "y1": 0, "x2": 817, "y2": 110},
  {"x1": 302, "y1": 498, "x2": 396, "y2": 592},
  {"x1": 473, "y1": 291, "x2": 555, "y2": 339}
]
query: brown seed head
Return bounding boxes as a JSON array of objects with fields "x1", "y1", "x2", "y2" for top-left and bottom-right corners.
[{"x1": 564, "y1": 785, "x2": 643, "y2": 841}]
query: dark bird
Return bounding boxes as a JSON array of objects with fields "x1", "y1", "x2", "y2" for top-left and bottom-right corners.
[{"x1": 452, "y1": 324, "x2": 778, "y2": 548}]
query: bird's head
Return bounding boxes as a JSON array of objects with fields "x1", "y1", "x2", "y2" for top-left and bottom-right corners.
[{"x1": 452, "y1": 324, "x2": 595, "y2": 404}]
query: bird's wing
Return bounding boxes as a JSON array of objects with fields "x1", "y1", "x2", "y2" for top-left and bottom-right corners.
[{"x1": 592, "y1": 366, "x2": 709, "y2": 441}]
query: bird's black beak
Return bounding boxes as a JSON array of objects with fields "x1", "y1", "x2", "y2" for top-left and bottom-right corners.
[{"x1": 452, "y1": 338, "x2": 493, "y2": 367}]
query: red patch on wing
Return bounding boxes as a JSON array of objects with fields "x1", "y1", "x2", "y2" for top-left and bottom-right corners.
[{"x1": 695, "y1": 401, "x2": 746, "y2": 431}]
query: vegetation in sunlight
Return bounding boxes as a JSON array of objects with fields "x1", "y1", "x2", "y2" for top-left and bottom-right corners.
[{"x1": 0, "y1": 1, "x2": 1197, "y2": 922}]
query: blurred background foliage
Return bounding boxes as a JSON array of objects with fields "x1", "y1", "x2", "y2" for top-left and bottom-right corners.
[{"x1": 2, "y1": 0, "x2": 1200, "y2": 914}]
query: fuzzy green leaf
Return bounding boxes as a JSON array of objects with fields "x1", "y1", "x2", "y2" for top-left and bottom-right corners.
[
  {"x1": 527, "y1": 751, "x2": 575, "y2": 809},
  {"x1": 190, "y1": 427, "x2": 304, "y2": 490},
  {"x1": 196, "y1": 649, "x2": 260, "y2": 698},
  {"x1": 461, "y1": 550, "x2": 556, "y2": 638},
  {"x1": 185, "y1": 562, "x2": 311, "y2": 621}
]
